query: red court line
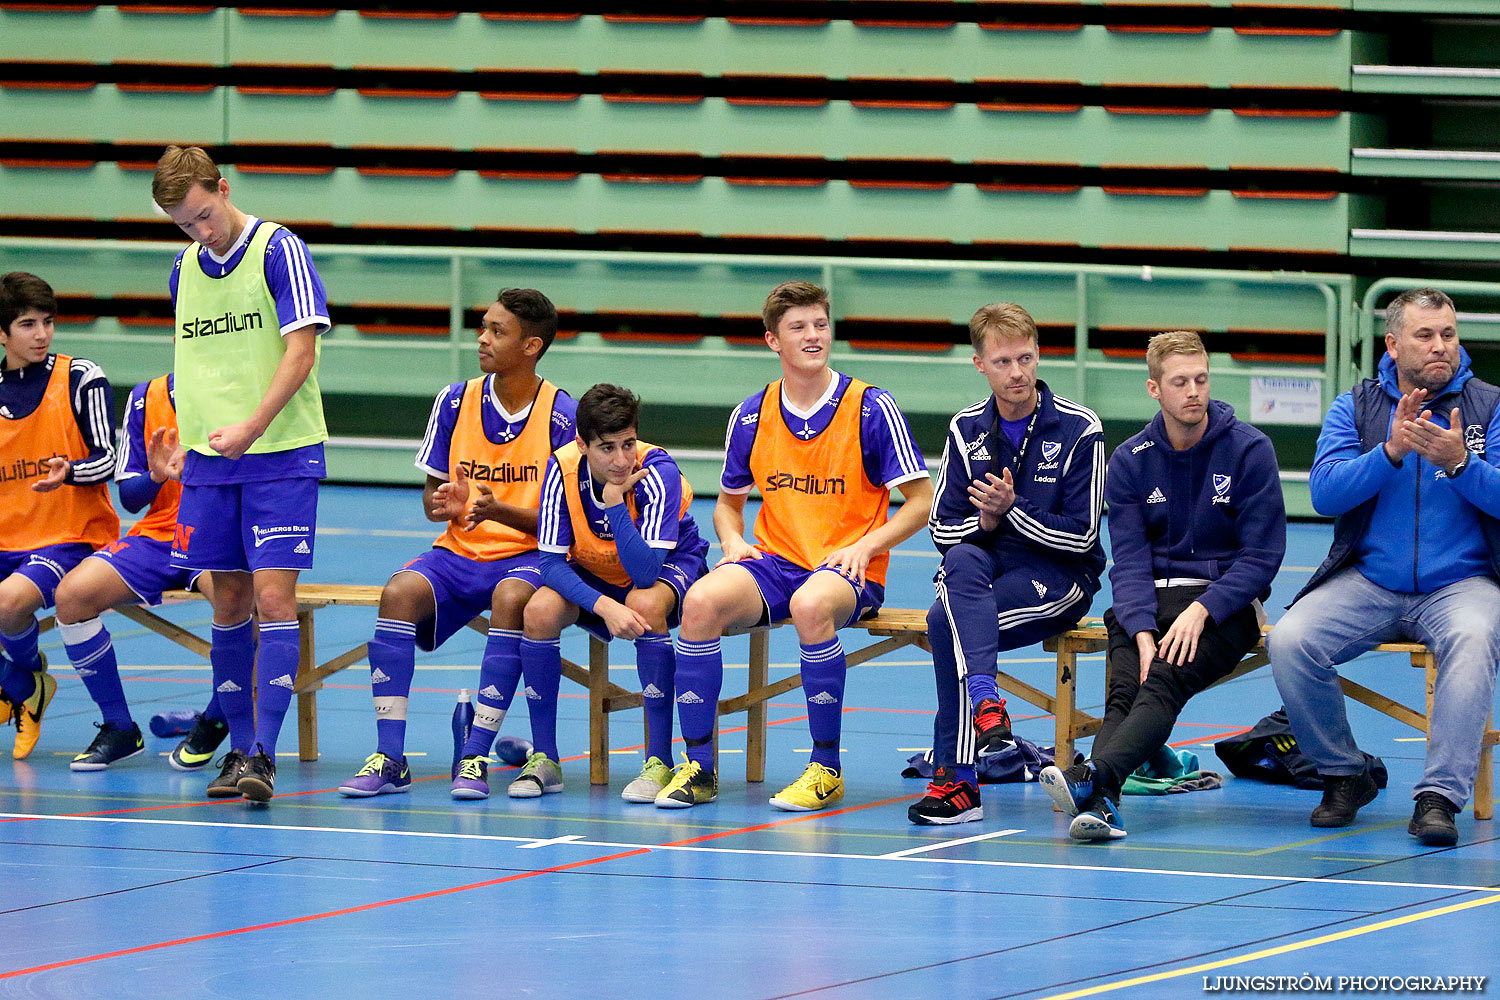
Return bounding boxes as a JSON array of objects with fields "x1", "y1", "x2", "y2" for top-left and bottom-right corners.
[
  {"x1": 0, "y1": 797, "x2": 912, "y2": 977},
  {"x1": 0, "y1": 789, "x2": 920, "y2": 981},
  {"x1": 1174, "y1": 722, "x2": 1253, "y2": 728},
  {"x1": 0, "y1": 727, "x2": 919, "y2": 979},
  {"x1": 0, "y1": 847, "x2": 652, "y2": 982},
  {"x1": 841, "y1": 706, "x2": 936, "y2": 716},
  {"x1": 1169, "y1": 726, "x2": 1252, "y2": 748}
]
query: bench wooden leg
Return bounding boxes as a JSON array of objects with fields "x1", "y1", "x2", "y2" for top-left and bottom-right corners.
[
  {"x1": 1420, "y1": 652, "x2": 1493, "y2": 821},
  {"x1": 712, "y1": 716, "x2": 721, "y2": 775},
  {"x1": 589, "y1": 636, "x2": 610, "y2": 785},
  {"x1": 1055, "y1": 642, "x2": 1079, "y2": 772},
  {"x1": 642, "y1": 681, "x2": 653, "y2": 753},
  {"x1": 1476, "y1": 707, "x2": 1495, "y2": 822},
  {"x1": 746, "y1": 630, "x2": 769, "y2": 783},
  {"x1": 1422, "y1": 653, "x2": 1436, "y2": 738},
  {"x1": 296, "y1": 609, "x2": 318, "y2": 763}
]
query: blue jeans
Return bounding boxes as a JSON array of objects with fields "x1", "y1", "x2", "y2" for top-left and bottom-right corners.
[{"x1": 1269, "y1": 567, "x2": 1500, "y2": 809}]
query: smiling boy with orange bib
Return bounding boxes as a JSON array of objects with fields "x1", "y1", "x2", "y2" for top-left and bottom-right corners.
[{"x1": 664, "y1": 281, "x2": 932, "y2": 810}]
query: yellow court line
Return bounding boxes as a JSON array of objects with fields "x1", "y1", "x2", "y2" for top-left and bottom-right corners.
[
  {"x1": 1035, "y1": 893, "x2": 1500, "y2": 1000},
  {"x1": 1243, "y1": 819, "x2": 1411, "y2": 855}
]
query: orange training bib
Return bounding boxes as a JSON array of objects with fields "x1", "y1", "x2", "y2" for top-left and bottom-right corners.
[
  {"x1": 0, "y1": 355, "x2": 119, "y2": 551},
  {"x1": 746, "y1": 378, "x2": 891, "y2": 586},
  {"x1": 434, "y1": 378, "x2": 557, "y2": 562}
]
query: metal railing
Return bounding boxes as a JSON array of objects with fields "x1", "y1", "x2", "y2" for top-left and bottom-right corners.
[{"x1": 0, "y1": 236, "x2": 1357, "y2": 410}]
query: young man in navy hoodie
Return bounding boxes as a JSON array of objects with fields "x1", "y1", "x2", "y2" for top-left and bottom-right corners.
[
  {"x1": 1271, "y1": 289, "x2": 1500, "y2": 846},
  {"x1": 1040, "y1": 331, "x2": 1286, "y2": 840}
]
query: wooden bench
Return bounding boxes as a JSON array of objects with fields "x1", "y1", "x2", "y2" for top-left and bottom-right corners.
[
  {"x1": 43, "y1": 584, "x2": 473, "y2": 764},
  {"x1": 41, "y1": 586, "x2": 933, "y2": 786},
  {"x1": 1042, "y1": 618, "x2": 1497, "y2": 820},
  {"x1": 592, "y1": 607, "x2": 932, "y2": 786}
]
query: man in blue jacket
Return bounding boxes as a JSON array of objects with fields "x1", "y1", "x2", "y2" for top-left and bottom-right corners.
[
  {"x1": 913, "y1": 302, "x2": 1106, "y2": 825},
  {"x1": 1271, "y1": 288, "x2": 1500, "y2": 846},
  {"x1": 1039, "y1": 331, "x2": 1286, "y2": 839}
]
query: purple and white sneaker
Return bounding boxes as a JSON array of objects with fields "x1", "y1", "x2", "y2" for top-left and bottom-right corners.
[
  {"x1": 451, "y1": 754, "x2": 490, "y2": 800},
  {"x1": 338, "y1": 752, "x2": 412, "y2": 798}
]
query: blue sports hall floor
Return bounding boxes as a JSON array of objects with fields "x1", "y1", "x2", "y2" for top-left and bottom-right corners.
[{"x1": 1, "y1": 486, "x2": 1495, "y2": 998}]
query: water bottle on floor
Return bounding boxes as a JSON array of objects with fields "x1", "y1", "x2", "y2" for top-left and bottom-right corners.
[
  {"x1": 451, "y1": 688, "x2": 475, "y2": 778},
  {"x1": 149, "y1": 709, "x2": 199, "y2": 738}
]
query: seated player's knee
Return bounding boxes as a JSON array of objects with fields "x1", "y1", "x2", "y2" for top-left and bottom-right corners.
[
  {"x1": 378, "y1": 571, "x2": 430, "y2": 623},
  {"x1": 490, "y1": 577, "x2": 536, "y2": 631},
  {"x1": 522, "y1": 587, "x2": 570, "y2": 637},
  {"x1": 0, "y1": 585, "x2": 37, "y2": 632},
  {"x1": 787, "y1": 587, "x2": 838, "y2": 633},
  {"x1": 53, "y1": 574, "x2": 97, "y2": 625},
  {"x1": 624, "y1": 586, "x2": 672, "y2": 633},
  {"x1": 678, "y1": 579, "x2": 727, "y2": 636}
]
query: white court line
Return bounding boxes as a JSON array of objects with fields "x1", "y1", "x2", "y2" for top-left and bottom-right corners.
[
  {"x1": 882, "y1": 829, "x2": 1023, "y2": 858},
  {"x1": 1, "y1": 812, "x2": 1494, "y2": 895},
  {"x1": 518, "y1": 834, "x2": 585, "y2": 850}
]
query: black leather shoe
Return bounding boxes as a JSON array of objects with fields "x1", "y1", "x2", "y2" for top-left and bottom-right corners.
[
  {"x1": 1408, "y1": 791, "x2": 1459, "y2": 846},
  {"x1": 1310, "y1": 770, "x2": 1377, "y2": 827}
]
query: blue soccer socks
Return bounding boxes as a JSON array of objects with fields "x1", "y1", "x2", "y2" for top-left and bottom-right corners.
[
  {"x1": 635, "y1": 632, "x2": 676, "y2": 764},
  {"x1": 800, "y1": 637, "x2": 846, "y2": 771},
  {"x1": 519, "y1": 635, "x2": 562, "y2": 762},
  {"x1": 462, "y1": 628, "x2": 523, "y2": 758},
  {"x1": 0, "y1": 619, "x2": 41, "y2": 675},
  {"x1": 0, "y1": 620, "x2": 41, "y2": 703},
  {"x1": 59, "y1": 617, "x2": 132, "y2": 728},
  {"x1": 368, "y1": 617, "x2": 418, "y2": 758},
  {"x1": 252, "y1": 620, "x2": 300, "y2": 758},
  {"x1": 210, "y1": 618, "x2": 256, "y2": 752},
  {"x1": 200, "y1": 688, "x2": 226, "y2": 724},
  {"x1": 673, "y1": 637, "x2": 722, "y2": 770}
]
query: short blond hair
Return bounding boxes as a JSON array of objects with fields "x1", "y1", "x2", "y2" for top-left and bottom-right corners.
[
  {"x1": 969, "y1": 302, "x2": 1037, "y2": 352},
  {"x1": 152, "y1": 145, "x2": 221, "y2": 210},
  {"x1": 1146, "y1": 330, "x2": 1207, "y2": 381}
]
